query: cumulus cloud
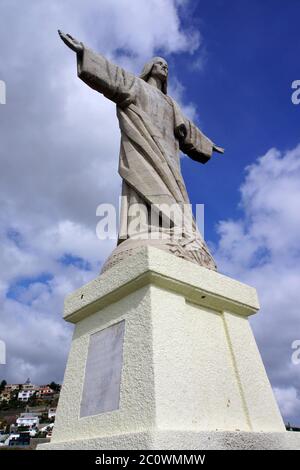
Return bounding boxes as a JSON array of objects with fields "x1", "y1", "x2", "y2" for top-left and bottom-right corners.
[
  {"x1": 214, "y1": 144, "x2": 300, "y2": 425},
  {"x1": 0, "y1": 0, "x2": 203, "y2": 384},
  {"x1": 274, "y1": 387, "x2": 300, "y2": 420}
]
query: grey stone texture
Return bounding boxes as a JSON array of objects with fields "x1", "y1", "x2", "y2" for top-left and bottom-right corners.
[{"x1": 58, "y1": 31, "x2": 224, "y2": 271}]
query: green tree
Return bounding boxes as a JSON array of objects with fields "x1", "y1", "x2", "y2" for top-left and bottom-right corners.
[
  {"x1": 27, "y1": 392, "x2": 37, "y2": 406},
  {"x1": 0, "y1": 379, "x2": 7, "y2": 392},
  {"x1": 48, "y1": 382, "x2": 61, "y2": 392}
]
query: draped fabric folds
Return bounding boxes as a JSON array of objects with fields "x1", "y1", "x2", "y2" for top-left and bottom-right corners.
[{"x1": 77, "y1": 47, "x2": 217, "y2": 271}]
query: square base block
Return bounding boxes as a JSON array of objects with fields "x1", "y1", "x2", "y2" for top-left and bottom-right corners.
[
  {"x1": 39, "y1": 247, "x2": 296, "y2": 450},
  {"x1": 38, "y1": 430, "x2": 300, "y2": 450}
]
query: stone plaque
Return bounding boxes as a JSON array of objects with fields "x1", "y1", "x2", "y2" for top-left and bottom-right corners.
[{"x1": 80, "y1": 320, "x2": 125, "y2": 418}]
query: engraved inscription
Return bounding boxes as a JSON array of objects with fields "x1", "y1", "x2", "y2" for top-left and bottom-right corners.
[{"x1": 80, "y1": 320, "x2": 125, "y2": 418}]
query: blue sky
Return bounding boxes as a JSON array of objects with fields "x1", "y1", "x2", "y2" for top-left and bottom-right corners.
[
  {"x1": 175, "y1": 0, "x2": 300, "y2": 243},
  {"x1": 0, "y1": 0, "x2": 300, "y2": 425}
]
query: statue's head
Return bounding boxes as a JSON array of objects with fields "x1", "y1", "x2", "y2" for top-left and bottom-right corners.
[{"x1": 140, "y1": 57, "x2": 168, "y2": 94}]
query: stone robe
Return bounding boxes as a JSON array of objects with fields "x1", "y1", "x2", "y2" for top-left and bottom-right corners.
[{"x1": 77, "y1": 47, "x2": 217, "y2": 271}]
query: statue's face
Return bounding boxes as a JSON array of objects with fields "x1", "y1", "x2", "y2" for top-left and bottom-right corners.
[{"x1": 151, "y1": 58, "x2": 168, "y2": 81}]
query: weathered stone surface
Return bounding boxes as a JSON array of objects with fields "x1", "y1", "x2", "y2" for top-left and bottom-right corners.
[
  {"x1": 38, "y1": 429, "x2": 300, "y2": 450},
  {"x1": 38, "y1": 247, "x2": 297, "y2": 451},
  {"x1": 58, "y1": 30, "x2": 224, "y2": 270}
]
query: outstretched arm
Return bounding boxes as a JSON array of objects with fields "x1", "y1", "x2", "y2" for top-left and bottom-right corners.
[
  {"x1": 177, "y1": 118, "x2": 224, "y2": 164},
  {"x1": 172, "y1": 99, "x2": 224, "y2": 164},
  {"x1": 58, "y1": 30, "x2": 136, "y2": 106},
  {"x1": 58, "y1": 30, "x2": 83, "y2": 54}
]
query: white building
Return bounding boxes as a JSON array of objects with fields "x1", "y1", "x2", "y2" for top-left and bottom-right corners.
[
  {"x1": 4, "y1": 434, "x2": 20, "y2": 446},
  {"x1": 40, "y1": 423, "x2": 54, "y2": 433},
  {"x1": 16, "y1": 413, "x2": 39, "y2": 428},
  {"x1": 36, "y1": 385, "x2": 55, "y2": 398},
  {"x1": 18, "y1": 390, "x2": 35, "y2": 402},
  {"x1": 48, "y1": 408, "x2": 56, "y2": 419},
  {"x1": 22, "y1": 378, "x2": 37, "y2": 392},
  {"x1": 4, "y1": 384, "x2": 19, "y2": 393}
]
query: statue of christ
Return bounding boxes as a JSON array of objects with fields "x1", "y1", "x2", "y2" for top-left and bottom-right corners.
[{"x1": 59, "y1": 31, "x2": 224, "y2": 271}]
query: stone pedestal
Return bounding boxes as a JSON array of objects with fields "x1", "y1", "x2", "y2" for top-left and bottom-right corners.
[{"x1": 39, "y1": 247, "x2": 300, "y2": 449}]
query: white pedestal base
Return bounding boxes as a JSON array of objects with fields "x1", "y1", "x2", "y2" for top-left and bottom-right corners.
[
  {"x1": 38, "y1": 429, "x2": 300, "y2": 450},
  {"x1": 39, "y1": 247, "x2": 299, "y2": 450}
]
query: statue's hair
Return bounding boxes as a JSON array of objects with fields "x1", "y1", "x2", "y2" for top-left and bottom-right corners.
[{"x1": 140, "y1": 57, "x2": 168, "y2": 95}]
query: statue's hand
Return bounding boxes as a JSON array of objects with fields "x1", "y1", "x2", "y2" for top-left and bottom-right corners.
[
  {"x1": 175, "y1": 124, "x2": 187, "y2": 141},
  {"x1": 213, "y1": 145, "x2": 225, "y2": 154},
  {"x1": 58, "y1": 30, "x2": 83, "y2": 53}
]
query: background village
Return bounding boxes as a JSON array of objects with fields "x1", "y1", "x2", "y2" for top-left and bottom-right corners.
[
  {"x1": 0, "y1": 376, "x2": 299, "y2": 450},
  {"x1": 0, "y1": 378, "x2": 60, "y2": 449}
]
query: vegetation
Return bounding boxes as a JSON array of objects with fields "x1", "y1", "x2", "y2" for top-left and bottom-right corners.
[
  {"x1": 48, "y1": 382, "x2": 61, "y2": 392},
  {"x1": 0, "y1": 380, "x2": 7, "y2": 392},
  {"x1": 0, "y1": 397, "x2": 26, "y2": 411}
]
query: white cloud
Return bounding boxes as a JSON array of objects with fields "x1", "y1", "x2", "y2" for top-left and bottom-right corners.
[
  {"x1": 214, "y1": 144, "x2": 300, "y2": 424},
  {"x1": 169, "y1": 77, "x2": 198, "y2": 122},
  {"x1": 274, "y1": 387, "x2": 300, "y2": 420},
  {"x1": 0, "y1": 0, "x2": 203, "y2": 384}
]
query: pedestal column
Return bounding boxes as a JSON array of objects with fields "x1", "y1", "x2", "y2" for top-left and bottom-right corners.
[{"x1": 39, "y1": 247, "x2": 300, "y2": 450}]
